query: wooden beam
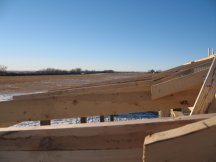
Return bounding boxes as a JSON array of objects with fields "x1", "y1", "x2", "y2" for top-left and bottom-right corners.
[
  {"x1": 0, "y1": 79, "x2": 201, "y2": 126},
  {"x1": 208, "y1": 95, "x2": 216, "y2": 113},
  {"x1": 0, "y1": 149, "x2": 142, "y2": 162},
  {"x1": 0, "y1": 114, "x2": 214, "y2": 151},
  {"x1": 143, "y1": 116, "x2": 216, "y2": 162},
  {"x1": 153, "y1": 56, "x2": 214, "y2": 82},
  {"x1": 191, "y1": 57, "x2": 216, "y2": 115},
  {"x1": 151, "y1": 69, "x2": 208, "y2": 99}
]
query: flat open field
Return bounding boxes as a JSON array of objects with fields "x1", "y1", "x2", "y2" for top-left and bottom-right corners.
[{"x1": 0, "y1": 73, "x2": 149, "y2": 102}]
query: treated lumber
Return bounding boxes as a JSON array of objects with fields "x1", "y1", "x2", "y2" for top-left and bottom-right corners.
[
  {"x1": 191, "y1": 57, "x2": 216, "y2": 114},
  {"x1": 153, "y1": 56, "x2": 214, "y2": 82},
  {"x1": 0, "y1": 113, "x2": 214, "y2": 151},
  {"x1": 151, "y1": 69, "x2": 208, "y2": 99},
  {"x1": 0, "y1": 79, "x2": 200, "y2": 126},
  {"x1": 0, "y1": 149, "x2": 142, "y2": 162},
  {"x1": 143, "y1": 116, "x2": 216, "y2": 162}
]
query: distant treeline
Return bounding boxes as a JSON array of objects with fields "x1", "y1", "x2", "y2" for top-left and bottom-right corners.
[
  {"x1": 0, "y1": 67, "x2": 115, "y2": 76},
  {"x1": 0, "y1": 65, "x2": 162, "y2": 76},
  {"x1": 147, "y1": 69, "x2": 162, "y2": 73}
]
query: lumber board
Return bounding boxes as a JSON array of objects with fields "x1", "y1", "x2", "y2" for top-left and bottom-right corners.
[
  {"x1": 191, "y1": 57, "x2": 216, "y2": 114},
  {"x1": 170, "y1": 109, "x2": 184, "y2": 117},
  {"x1": 143, "y1": 116, "x2": 216, "y2": 162},
  {"x1": 208, "y1": 95, "x2": 216, "y2": 113},
  {"x1": 153, "y1": 56, "x2": 214, "y2": 81},
  {"x1": 0, "y1": 113, "x2": 215, "y2": 151},
  {"x1": 0, "y1": 79, "x2": 201, "y2": 126},
  {"x1": 151, "y1": 69, "x2": 207, "y2": 99},
  {"x1": 154, "y1": 61, "x2": 211, "y2": 84},
  {"x1": 0, "y1": 149, "x2": 142, "y2": 162}
]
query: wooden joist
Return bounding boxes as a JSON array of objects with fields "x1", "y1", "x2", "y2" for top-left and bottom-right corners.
[
  {"x1": 0, "y1": 79, "x2": 200, "y2": 127},
  {"x1": 191, "y1": 57, "x2": 216, "y2": 114},
  {"x1": 151, "y1": 69, "x2": 208, "y2": 99},
  {"x1": 0, "y1": 149, "x2": 142, "y2": 162},
  {"x1": 143, "y1": 116, "x2": 216, "y2": 162},
  {"x1": 153, "y1": 55, "x2": 214, "y2": 82},
  {"x1": 0, "y1": 56, "x2": 214, "y2": 126},
  {"x1": 0, "y1": 114, "x2": 214, "y2": 162},
  {"x1": 0, "y1": 114, "x2": 214, "y2": 151}
]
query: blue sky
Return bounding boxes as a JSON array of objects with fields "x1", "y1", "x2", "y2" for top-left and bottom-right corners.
[{"x1": 0, "y1": 0, "x2": 215, "y2": 71}]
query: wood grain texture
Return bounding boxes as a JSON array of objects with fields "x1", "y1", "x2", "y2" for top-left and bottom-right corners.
[
  {"x1": 153, "y1": 56, "x2": 214, "y2": 82},
  {"x1": 0, "y1": 114, "x2": 215, "y2": 151},
  {"x1": 151, "y1": 69, "x2": 207, "y2": 99},
  {"x1": 0, "y1": 149, "x2": 142, "y2": 162},
  {"x1": 144, "y1": 116, "x2": 216, "y2": 162},
  {"x1": 0, "y1": 78, "x2": 200, "y2": 126},
  {"x1": 191, "y1": 57, "x2": 216, "y2": 114}
]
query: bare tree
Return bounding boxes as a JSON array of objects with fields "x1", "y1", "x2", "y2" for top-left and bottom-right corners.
[{"x1": 0, "y1": 65, "x2": 7, "y2": 73}]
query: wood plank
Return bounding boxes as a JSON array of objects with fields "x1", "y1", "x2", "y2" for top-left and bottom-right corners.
[
  {"x1": 0, "y1": 79, "x2": 201, "y2": 126},
  {"x1": 153, "y1": 56, "x2": 214, "y2": 81},
  {"x1": 143, "y1": 116, "x2": 216, "y2": 162},
  {"x1": 208, "y1": 95, "x2": 216, "y2": 113},
  {"x1": 0, "y1": 149, "x2": 142, "y2": 162},
  {"x1": 154, "y1": 61, "x2": 211, "y2": 84},
  {"x1": 170, "y1": 109, "x2": 184, "y2": 117},
  {"x1": 0, "y1": 113, "x2": 214, "y2": 151},
  {"x1": 191, "y1": 57, "x2": 216, "y2": 114},
  {"x1": 151, "y1": 69, "x2": 208, "y2": 99}
]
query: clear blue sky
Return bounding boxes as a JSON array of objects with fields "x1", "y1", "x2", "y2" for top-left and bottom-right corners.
[{"x1": 0, "y1": 0, "x2": 215, "y2": 71}]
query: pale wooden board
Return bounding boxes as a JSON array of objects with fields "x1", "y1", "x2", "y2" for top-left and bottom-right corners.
[
  {"x1": 0, "y1": 78, "x2": 201, "y2": 126},
  {"x1": 143, "y1": 116, "x2": 216, "y2": 162},
  {"x1": 0, "y1": 149, "x2": 142, "y2": 162},
  {"x1": 153, "y1": 56, "x2": 214, "y2": 81},
  {"x1": 154, "y1": 61, "x2": 212, "y2": 85},
  {"x1": 170, "y1": 109, "x2": 184, "y2": 117},
  {"x1": 191, "y1": 57, "x2": 216, "y2": 114},
  {"x1": 208, "y1": 95, "x2": 216, "y2": 113},
  {"x1": 151, "y1": 69, "x2": 207, "y2": 99},
  {"x1": 0, "y1": 114, "x2": 215, "y2": 151}
]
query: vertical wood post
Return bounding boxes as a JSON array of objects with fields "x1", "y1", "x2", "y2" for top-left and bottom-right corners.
[
  {"x1": 110, "y1": 115, "x2": 114, "y2": 122},
  {"x1": 191, "y1": 57, "x2": 216, "y2": 115},
  {"x1": 81, "y1": 117, "x2": 87, "y2": 123},
  {"x1": 100, "y1": 116, "x2": 104, "y2": 122},
  {"x1": 40, "y1": 120, "x2": 51, "y2": 126}
]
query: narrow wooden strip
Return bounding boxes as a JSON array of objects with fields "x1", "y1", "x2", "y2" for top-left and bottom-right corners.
[
  {"x1": 40, "y1": 120, "x2": 51, "y2": 126},
  {"x1": 100, "y1": 116, "x2": 104, "y2": 122},
  {"x1": 151, "y1": 69, "x2": 207, "y2": 99},
  {"x1": 80, "y1": 117, "x2": 87, "y2": 123},
  {"x1": 191, "y1": 57, "x2": 216, "y2": 114},
  {"x1": 153, "y1": 56, "x2": 214, "y2": 81}
]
